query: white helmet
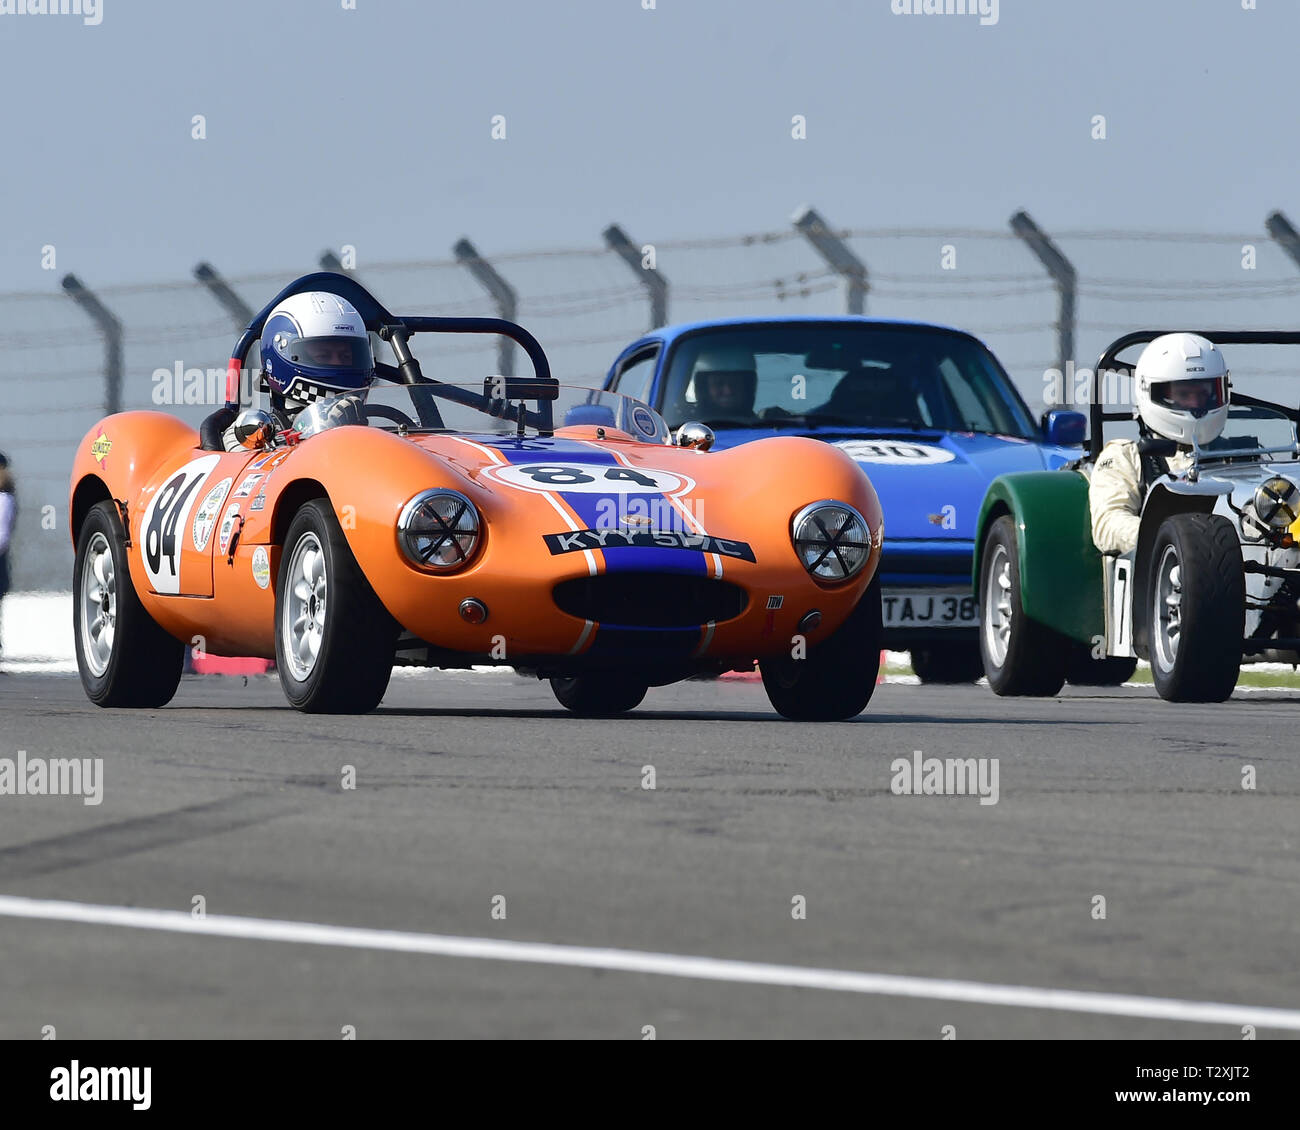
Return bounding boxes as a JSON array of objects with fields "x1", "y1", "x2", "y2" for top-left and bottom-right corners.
[
  {"x1": 1133, "y1": 332, "x2": 1230, "y2": 446},
  {"x1": 260, "y1": 291, "x2": 374, "y2": 410}
]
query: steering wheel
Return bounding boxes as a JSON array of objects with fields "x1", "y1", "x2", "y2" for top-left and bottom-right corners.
[{"x1": 363, "y1": 403, "x2": 418, "y2": 428}]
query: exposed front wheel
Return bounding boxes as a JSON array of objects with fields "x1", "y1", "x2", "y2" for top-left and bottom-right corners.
[
  {"x1": 978, "y1": 515, "x2": 1066, "y2": 696},
  {"x1": 760, "y1": 575, "x2": 883, "y2": 721},
  {"x1": 275, "y1": 499, "x2": 398, "y2": 713},
  {"x1": 1147, "y1": 513, "x2": 1242, "y2": 702},
  {"x1": 550, "y1": 674, "x2": 648, "y2": 716},
  {"x1": 73, "y1": 500, "x2": 185, "y2": 707}
]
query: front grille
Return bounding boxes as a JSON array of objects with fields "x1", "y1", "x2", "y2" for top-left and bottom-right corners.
[{"x1": 554, "y1": 573, "x2": 749, "y2": 628}]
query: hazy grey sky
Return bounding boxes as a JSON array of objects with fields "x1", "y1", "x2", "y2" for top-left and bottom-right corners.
[{"x1": 2, "y1": 0, "x2": 1298, "y2": 288}]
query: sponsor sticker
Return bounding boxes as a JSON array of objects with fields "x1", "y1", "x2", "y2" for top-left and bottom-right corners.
[
  {"x1": 90, "y1": 429, "x2": 112, "y2": 466},
  {"x1": 191, "y1": 477, "x2": 234, "y2": 552},
  {"x1": 233, "y1": 473, "x2": 263, "y2": 498},
  {"x1": 835, "y1": 440, "x2": 955, "y2": 465},
  {"x1": 251, "y1": 546, "x2": 271, "y2": 589},
  {"x1": 631, "y1": 405, "x2": 658, "y2": 436},
  {"x1": 217, "y1": 503, "x2": 242, "y2": 556},
  {"x1": 250, "y1": 492, "x2": 267, "y2": 512},
  {"x1": 543, "y1": 528, "x2": 754, "y2": 561}
]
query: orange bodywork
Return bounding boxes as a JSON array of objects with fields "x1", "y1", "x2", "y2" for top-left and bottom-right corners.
[{"x1": 70, "y1": 412, "x2": 883, "y2": 669}]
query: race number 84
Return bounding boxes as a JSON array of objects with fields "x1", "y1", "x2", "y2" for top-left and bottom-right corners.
[{"x1": 146, "y1": 471, "x2": 202, "y2": 579}]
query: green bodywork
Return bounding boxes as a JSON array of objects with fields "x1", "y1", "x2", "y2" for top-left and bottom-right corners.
[{"x1": 972, "y1": 471, "x2": 1104, "y2": 646}]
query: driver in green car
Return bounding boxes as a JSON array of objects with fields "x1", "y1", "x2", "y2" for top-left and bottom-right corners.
[{"x1": 1089, "y1": 333, "x2": 1230, "y2": 554}]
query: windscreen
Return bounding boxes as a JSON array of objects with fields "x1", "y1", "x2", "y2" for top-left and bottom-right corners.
[{"x1": 658, "y1": 325, "x2": 1038, "y2": 438}]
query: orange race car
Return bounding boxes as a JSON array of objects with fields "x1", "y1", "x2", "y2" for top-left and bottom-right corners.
[{"x1": 69, "y1": 274, "x2": 883, "y2": 718}]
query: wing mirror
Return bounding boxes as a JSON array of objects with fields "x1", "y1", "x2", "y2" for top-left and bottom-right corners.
[
  {"x1": 675, "y1": 422, "x2": 715, "y2": 451},
  {"x1": 230, "y1": 409, "x2": 277, "y2": 451},
  {"x1": 1043, "y1": 409, "x2": 1086, "y2": 446}
]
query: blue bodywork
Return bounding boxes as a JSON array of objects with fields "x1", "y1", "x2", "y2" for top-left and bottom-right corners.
[{"x1": 602, "y1": 316, "x2": 1082, "y2": 645}]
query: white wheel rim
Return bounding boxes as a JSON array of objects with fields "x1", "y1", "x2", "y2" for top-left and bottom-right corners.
[
  {"x1": 282, "y1": 532, "x2": 327, "y2": 682},
  {"x1": 982, "y1": 543, "x2": 1013, "y2": 667},
  {"x1": 79, "y1": 531, "x2": 117, "y2": 678},
  {"x1": 1153, "y1": 545, "x2": 1182, "y2": 674}
]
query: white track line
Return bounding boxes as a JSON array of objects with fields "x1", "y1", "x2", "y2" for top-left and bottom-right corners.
[{"x1": 2, "y1": 894, "x2": 1298, "y2": 1030}]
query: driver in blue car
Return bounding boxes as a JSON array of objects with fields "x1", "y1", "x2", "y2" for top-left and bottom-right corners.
[
  {"x1": 223, "y1": 291, "x2": 376, "y2": 448},
  {"x1": 690, "y1": 349, "x2": 758, "y2": 425},
  {"x1": 1089, "y1": 333, "x2": 1230, "y2": 555}
]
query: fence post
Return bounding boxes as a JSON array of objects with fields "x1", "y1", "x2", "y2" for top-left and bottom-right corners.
[
  {"x1": 792, "y1": 205, "x2": 867, "y2": 314},
  {"x1": 453, "y1": 237, "x2": 518, "y2": 376},
  {"x1": 318, "y1": 250, "x2": 357, "y2": 278},
  {"x1": 61, "y1": 274, "x2": 124, "y2": 416},
  {"x1": 193, "y1": 262, "x2": 254, "y2": 330},
  {"x1": 1265, "y1": 211, "x2": 1300, "y2": 272},
  {"x1": 1010, "y1": 210, "x2": 1076, "y2": 380},
  {"x1": 603, "y1": 224, "x2": 668, "y2": 329}
]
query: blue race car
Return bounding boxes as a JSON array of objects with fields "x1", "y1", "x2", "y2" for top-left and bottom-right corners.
[{"x1": 602, "y1": 317, "x2": 1086, "y2": 682}]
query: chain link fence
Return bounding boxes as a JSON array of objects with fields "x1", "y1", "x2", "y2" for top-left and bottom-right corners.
[{"x1": 4, "y1": 220, "x2": 1300, "y2": 591}]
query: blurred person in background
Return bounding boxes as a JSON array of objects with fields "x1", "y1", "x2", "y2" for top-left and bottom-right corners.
[{"x1": 0, "y1": 452, "x2": 14, "y2": 671}]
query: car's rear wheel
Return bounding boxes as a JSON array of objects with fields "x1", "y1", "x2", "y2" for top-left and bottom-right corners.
[
  {"x1": 1148, "y1": 513, "x2": 1242, "y2": 702},
  {"x1": 275, "y1": 499, "x2": 398, "y2": 713},
  {"x1": 911, "y1": 640, "x2": 983, "y2": 684},
  {"x1": 549, "y1": 674, "x2": 648, "y2": 716},
  {"x1": 74, "y1": 500, "x2": 185, "y2": 708},
  {"x1": 760, "y1": 575, "x2": 882, "y2": 721},
  {"x1": 978, "y1": 515, "x2": 1066, "y2": 696}
]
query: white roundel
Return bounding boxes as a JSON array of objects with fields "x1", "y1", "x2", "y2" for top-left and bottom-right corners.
[
  {"x1": 191, "y1": 477, "x2": 233, "y2": 553},
  {"x1": 835, "y1": 440, "x2": 955, "y2": 465},
  {"x1": 483, "y1": 462, "x2": 693, "y2": 495}
]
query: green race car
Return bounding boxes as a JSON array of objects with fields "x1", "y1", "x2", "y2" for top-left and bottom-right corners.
[{"x1": 973, "y1": 330, "x2": 1300, "y2": 702}]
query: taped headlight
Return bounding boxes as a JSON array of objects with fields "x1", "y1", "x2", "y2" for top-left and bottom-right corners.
[
  {"x1": 1253, "y1": 476, "x2": 1300, "y2": 530},
  {"x1": 398, "y1": 490, "x2": 480, "y2": 570},
  {"x1": 792, "y1": 501, "x2": 872, "y2": 582}
]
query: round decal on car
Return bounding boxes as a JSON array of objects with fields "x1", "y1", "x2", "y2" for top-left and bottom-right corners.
[
  {"x1": 251, "y1": 546, "x2": 271, "y2": 589},
  {"x1": 835, "y1": 440, "x2": 955, "y2": 465},
  {"x1": 191, "y1": 477, "x2": 233, "y2": 553},
  {"x1": 631, "y1": 406, "x2": 658, "y2": 436}
]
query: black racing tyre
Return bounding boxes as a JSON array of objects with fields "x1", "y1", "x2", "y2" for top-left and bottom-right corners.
[
  {"x1": 1064, "y1": 645, "x2": 1138, "y2": 687},
  {"x1": 550, "y1": 674, "x2": 648, "y2": 716},
  {"x1": 760, "y1": 575, "x2": 883, "y2": 721},
  {"x1": 73, "y1": 500, "x2": 185, "y2": 708},
  {"x1": 978, "y1": 515, "x2": 1066, "y2": 696},
  {"x1": 911, "y1": 640, "x2": 983, "y2": 684},
  {"x1": 1147, "y1": 513, "x2": 1242, "y2": 703},
  {"x1": 275, "y1": 499, "x2": 398, "y2": 713}
]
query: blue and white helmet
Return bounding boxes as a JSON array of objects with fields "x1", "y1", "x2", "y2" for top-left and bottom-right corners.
[{"x1": 260, "y1": 292, "x2": 375, "y2": 409}]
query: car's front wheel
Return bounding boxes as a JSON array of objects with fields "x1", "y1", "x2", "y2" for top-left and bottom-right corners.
[
  {"x1": 549, "y1": 674, "x2": 648, "y2": 716},
  {"x1": 760, "y1": 575, "x2": 883, "y2": 721},
  {"x1": 73, "y1": 500, "x2": 185, "y2": 707},
  {"x1": 275, "y1": 499, "x2": 398, "y2": 713},
  {"x1": 978, "y1": 515, "x2": 1066, "y2": 696},
  {"x1": 1147, "y1": 513, "x2": 1242, "y2": 702}
]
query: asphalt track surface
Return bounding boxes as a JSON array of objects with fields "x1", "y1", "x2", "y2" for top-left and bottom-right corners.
[{"x1": 0, "y1": 672, "x2": 1297, "y2": 1040}]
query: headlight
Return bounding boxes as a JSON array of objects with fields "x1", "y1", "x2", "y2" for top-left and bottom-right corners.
[
  {"x1": 792, "y1": 500, "x2": 872, "y2": 581},
  {"x1": 1253, "y1": 476, "x2": 1300, "y2": 530},
  {"x1": 398, "y1": 490, "x2": 480, "y2": 570}
]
